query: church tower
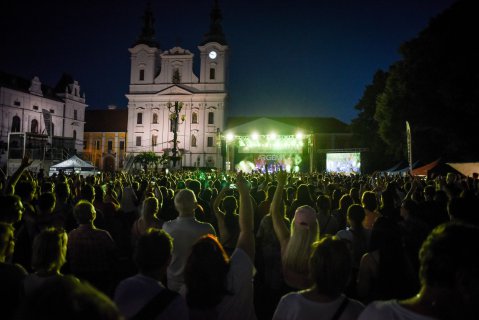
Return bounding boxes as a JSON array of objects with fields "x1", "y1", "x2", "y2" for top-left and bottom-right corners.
[
  {"x1": 128, "y1": 3, "x2": 160, "y2": 85},
  {"x1": 198, "y1": 0, "x2": 228, "y2": 88},
  {"x1": 126, "y1": 1, "x2": 228, "y2": 169}
]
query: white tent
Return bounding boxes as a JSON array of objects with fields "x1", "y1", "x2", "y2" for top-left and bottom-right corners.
[
  {"x1": 446, "y1": 162, "x2": 479, "y2": 177},
  {"x1": 49, "y1": 155, "x2": 97, "y2": 176}
]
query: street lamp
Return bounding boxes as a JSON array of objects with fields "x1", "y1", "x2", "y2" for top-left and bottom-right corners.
[{"x1": 167, "y1": 101, "x2": 184, "y2": 168}]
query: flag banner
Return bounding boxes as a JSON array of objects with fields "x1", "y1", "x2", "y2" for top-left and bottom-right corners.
[
  {"x1": 406, "y1": 121, "x2": 412, "y2": 174},
  {"x1": 42, "y1": 109, "x2": 52, "y2": 136}
]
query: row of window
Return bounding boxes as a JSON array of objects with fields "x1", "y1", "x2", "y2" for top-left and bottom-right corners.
[
  {"x1": 136, "y1": 111, "x2": 215, "y2": 126},
  {"x1": 138, "y1": 68, "x2": 216, "y2": 82},
  {"x1": 10, "y1": 116, "x2": 79, "y2": 140},
  {"x1": 135, "y1": 135, "x2": 214, "y2": 147},
  {"x1": 11, "y1": 102, "x2": 78, "y2": 120},
  {"x1": 85, "y1": 140, "x2": 125, "y2": 151}
]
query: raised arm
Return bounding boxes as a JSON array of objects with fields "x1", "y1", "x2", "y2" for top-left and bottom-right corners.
[
  {"x1": 270, "y1": 170, "x2": 290, "y2": 252},
  {"x1": 235, "y1": 171, "x2": 255, "y2": 261},
  {"x1": 5, "y1": 154, "x2": 33, "y2": 195},
  {"x1": 213, "y1": 185, "x2": 229, "y2": 243}
]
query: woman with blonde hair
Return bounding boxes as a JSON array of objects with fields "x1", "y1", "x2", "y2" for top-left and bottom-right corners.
[
  {"x1": 271, "y1": 171, "x2": 319, "y2": 290},
  {"x1": 131, "y1": 197, "x2": 163, "y2": 245}
]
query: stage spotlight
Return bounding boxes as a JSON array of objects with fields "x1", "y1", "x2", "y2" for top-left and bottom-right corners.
[
  {"x1": 268, "y1": 132, "x2": 277, "y2": 140},
  {"x1": 226, "y1": 132, "x2": 234, "y2": 141},
  {"x1": 251, "y1": 132, "x2": 259, "y2": 140},
  {"x1": 296, "y1": 132, "x2": 303, "y2": 140}
]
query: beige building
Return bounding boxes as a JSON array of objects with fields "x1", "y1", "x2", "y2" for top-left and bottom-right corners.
[{"x1": 83, "y1": 107, "x2": 127, "y2": 171}]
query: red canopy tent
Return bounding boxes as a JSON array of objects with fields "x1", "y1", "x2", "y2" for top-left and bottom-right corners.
[{"x1": 411, "y1": 159, "x2": 440, "y2": 176}]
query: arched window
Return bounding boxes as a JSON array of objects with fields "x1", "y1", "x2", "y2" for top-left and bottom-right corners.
[
  {"x1": 192, "y1": 112, "x2": 198, "y2": 124},
  {"x1": 30, "y1": 119, "x2": 38, "y2": 133},
  {"x1": 191, "y1": 134, "x2": 197, "y2": 147},
  {"x1": 11, "y1": 116, "x2": 21, "y2": 132},
  {"x1": 73, "y1": 130, "x2": 77, "y2": 141},
  {"x1": 152, "y1": 113, "x2": 158, "y2": 124}
]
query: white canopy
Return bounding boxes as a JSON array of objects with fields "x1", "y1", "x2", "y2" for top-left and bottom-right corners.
[{"x1": 49, "y1": 155, "x2": 96, "y2": 176}]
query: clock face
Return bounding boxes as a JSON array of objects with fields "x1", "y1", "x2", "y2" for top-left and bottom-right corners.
[{"x1": 209, "y1": 51, "x2": 217, "y2": 59}]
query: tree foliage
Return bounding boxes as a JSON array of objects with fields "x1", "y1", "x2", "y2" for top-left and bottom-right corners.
[
  {"x1": 353, "y1": 0, "x2": 479, "y2": 165},
  {"x1": 351, "y1": 70, "x2": 390, "y2": 172}
]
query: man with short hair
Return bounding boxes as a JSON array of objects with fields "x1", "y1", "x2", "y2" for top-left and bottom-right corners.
[
  {"x1": 67, "y1": 200, "x2": 118, "y2": 295},
  {"x1": 114, "y1": 229, "x2": 188, "y2": 319},
  {"x1": 163, "y1": 189, "x2": 215, "y2": 292}
]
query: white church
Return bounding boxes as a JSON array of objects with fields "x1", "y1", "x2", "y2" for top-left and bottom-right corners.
[{"x1": 126, "y1": 1, "x2": 228, "y2": 169}]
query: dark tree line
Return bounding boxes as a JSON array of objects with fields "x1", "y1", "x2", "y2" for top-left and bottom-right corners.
[{"x1": 352, "y1": 0, "x2": 478, "y2": 172}]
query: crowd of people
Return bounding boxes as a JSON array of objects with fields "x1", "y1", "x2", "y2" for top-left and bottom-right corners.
[{"x1": 1, "y1": 155, "x2": 478, "y2": 320}]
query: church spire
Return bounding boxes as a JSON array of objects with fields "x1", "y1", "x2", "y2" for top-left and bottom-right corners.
[
  {"x1": 200, "y1": 0, "x2": 227, "y2": 45},
  {"x1": 134, "y1": 2, "x2": 160, "y2": 48}
]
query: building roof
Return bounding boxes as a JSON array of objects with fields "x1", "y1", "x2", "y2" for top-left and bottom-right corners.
[
  {"x1": 84, "y1": 108, "x2": 128, "y2": 132},
  {"x1": 0, "y1": 70, "x2": 64, "y2": 101},
  {"x1": 226, "y1": 117, "x2": 350, "y2": 134}
]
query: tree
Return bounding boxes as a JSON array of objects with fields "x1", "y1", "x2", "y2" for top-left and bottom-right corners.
[
  {"x1": 374, "y1": 0, "x2": 479, "y2": 162},
  {"x1": 134, "y1": 152, "x2": 158, "y2": 171},
  {"x1": 351, "y1": 70, "x2": 390, "y2": 172}
]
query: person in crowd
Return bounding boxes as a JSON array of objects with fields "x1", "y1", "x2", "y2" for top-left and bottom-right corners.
[
  {"x1": 358, "y1": 222, "x2": 479, "y2": 320},
  {"x1": 163, "y1": 188, "x2": 216, "y2": 292},
  {"x1": 114, "y1": 228, "x2": 188, "y2": 320},
  {"x1": 131, "y1": 196, "x2": 164, "y2": 245},
  {"x1": 183, "y1": 171, "x2": 256, "y2": 320},
  {"x1": 67, "y1": 200, "x2": 118, "y2": 296},
  {"x1": 316, "y1": 194, "x2": 340, "y2": 237},
  {"x1": 336, "y1": 204, "x2": 370, "y2": 297},
  {"x1": 333, "y1": 194, "x2": 353, "y2": 231},
  {"x1": 23, "y1": 227, "x2": 69, "y2": 296},
  {"x1": 213, "y1": 185, "x2": 240, "y2": 255},
  {"x1": 19, "y1": 275, "x2": 122, "y2": 320},
  {"x1": 273, "y1": 236, "x2": 365, "y2": 320},
  {"x1": 399, "y1": 199, "x2": 430, "y2": 273},
  {"x1": 287, "y1": 183, "x2": 315, "y2": 221},
  {"x1": 357, "y1": 217, "x2": 418, "y2": 303},
  {"x1": 360, "y1": 191, "x2": 379, "y2": 229},
  {"x1": 255, "y1": 204, "x2": 290, "y2": 320},
  {"x1": 0, "y1": 222, "x2": 28, "y2": 320},
  {"x1": 271, "y1": 170, "x2": 319, "y2": 290}
]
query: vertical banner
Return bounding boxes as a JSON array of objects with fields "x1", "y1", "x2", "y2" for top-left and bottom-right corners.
[
  {"x1": 406, "y1": 121, "x2": 412, "y2": 174},
  {"x1": 42, "y1": 109, "x2": 52, "y2": 144}
]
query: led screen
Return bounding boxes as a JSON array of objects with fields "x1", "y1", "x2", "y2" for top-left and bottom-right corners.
[{"x1": 326, "y1": 153, "x2": 361, "y2": 174}]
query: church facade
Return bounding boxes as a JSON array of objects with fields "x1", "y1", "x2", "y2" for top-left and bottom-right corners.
[{"x1": 126, "y1": 2, "x2": 228, "y2": 169}]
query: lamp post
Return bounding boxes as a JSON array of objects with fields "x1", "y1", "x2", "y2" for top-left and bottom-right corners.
[{"x1": 168, "y1": 101, "x2": 183, "y2": 168}]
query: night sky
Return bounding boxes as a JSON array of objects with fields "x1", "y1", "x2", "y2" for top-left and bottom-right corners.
[{"x1": 0, "y1": 0, "x2": 457, "y2": 123}]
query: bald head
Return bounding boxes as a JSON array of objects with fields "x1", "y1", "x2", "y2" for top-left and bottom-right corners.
[{"x1": 174, "y1": 189, "x2": 197, "y2": 216}]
